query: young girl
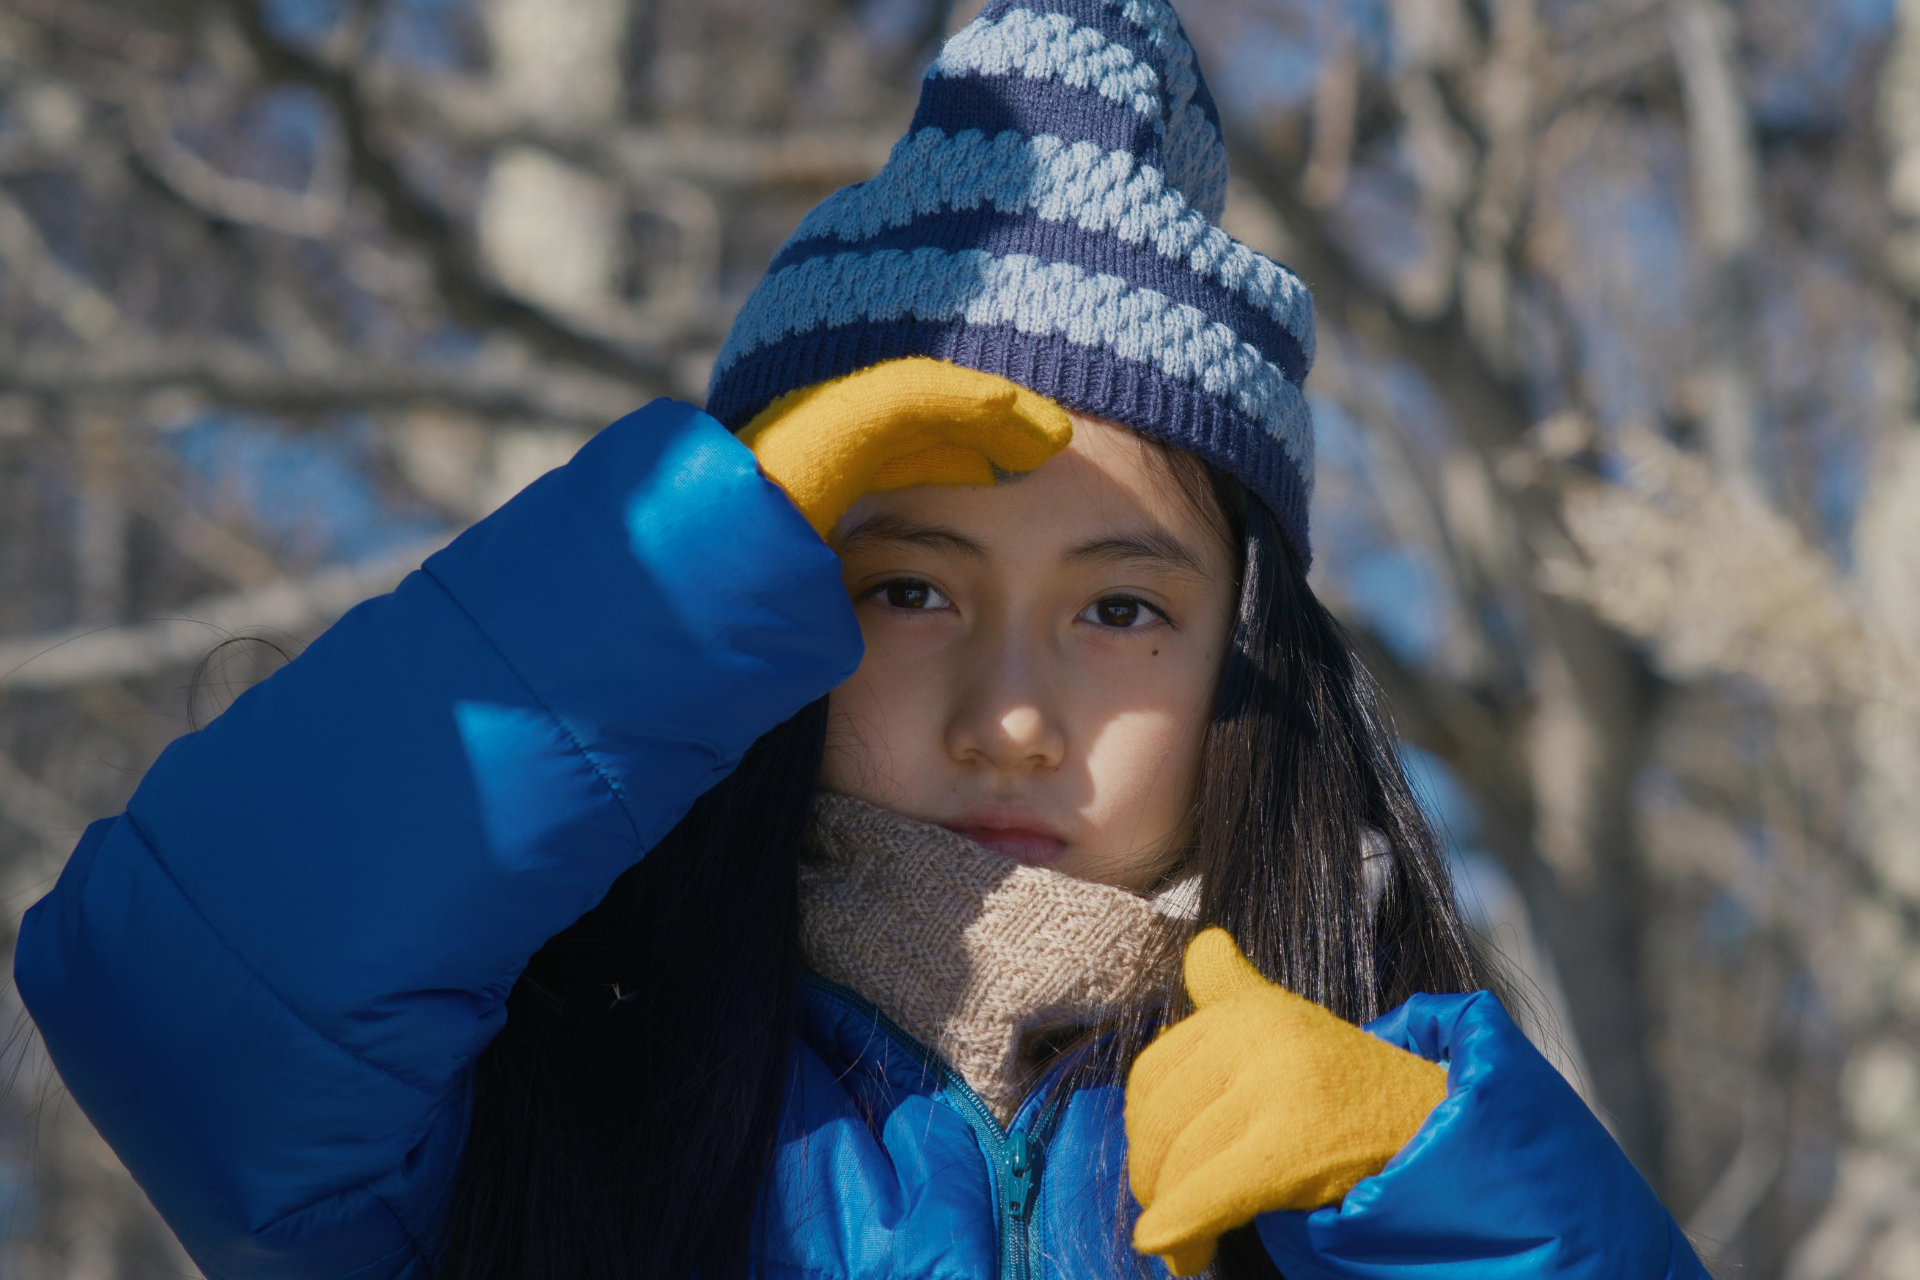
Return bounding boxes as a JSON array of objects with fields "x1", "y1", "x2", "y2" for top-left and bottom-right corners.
[{"x1": 17, "y1": 3, "x2": 1711, "y2": 1278}]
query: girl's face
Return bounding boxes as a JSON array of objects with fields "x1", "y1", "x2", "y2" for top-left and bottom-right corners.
[{"x1": 821, "y1": 414, "x2": 1239, "y2": 892}]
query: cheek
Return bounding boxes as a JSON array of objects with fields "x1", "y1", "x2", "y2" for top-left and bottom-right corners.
[
  {"x1": 1080, "y1": 700, "x2": 1208, "y2": 831},
  {"x1": 1065, "y1": 637, "x2": 1223, "y2": 870},
  {"x1": 819, "y1": 629, "x2": 945, "y2": 805}
]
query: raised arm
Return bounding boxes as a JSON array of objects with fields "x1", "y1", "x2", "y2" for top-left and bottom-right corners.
[{"x1": 14, "y1": 399, "x2": 862, "y2": 1280}]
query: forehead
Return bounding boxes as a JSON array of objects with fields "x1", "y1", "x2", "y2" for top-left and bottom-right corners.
[{"x1": 837, "y1": 413, "x2": 1222, "y2": 554}]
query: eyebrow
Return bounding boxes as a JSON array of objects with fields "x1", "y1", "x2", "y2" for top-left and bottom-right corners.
[
  {"x1": 834, "y1": 512, "x2": 988, "y2": 558},
  {"x1": 1065, "y1": 527, "x2": 1210, "y2": 578},
  {"x1": 837, "y1": 512, "x2": 1210, "y2": 578}
]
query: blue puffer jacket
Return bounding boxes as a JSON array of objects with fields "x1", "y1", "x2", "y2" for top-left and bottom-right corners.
[
  {"x1": 16, "y1": 399, "x2": 1710, "y2": 1280},
  {"x1": 14, "y1": 399, "x2": 1162, "y2": 1280}
]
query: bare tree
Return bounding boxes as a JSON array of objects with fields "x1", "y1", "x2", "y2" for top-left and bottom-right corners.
[{"x1": 2, "y1": 1, "x2": 1915, "y2": 1276}]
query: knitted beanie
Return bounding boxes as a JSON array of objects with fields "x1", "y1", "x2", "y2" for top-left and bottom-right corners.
[{"x1": 705, "y1": 0, "x2": 1319, "y2": 567}]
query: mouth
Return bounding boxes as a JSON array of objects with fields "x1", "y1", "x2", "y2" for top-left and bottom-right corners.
[{"x1": 941, "y1": 812, "x2": 1070, "y2": 867}]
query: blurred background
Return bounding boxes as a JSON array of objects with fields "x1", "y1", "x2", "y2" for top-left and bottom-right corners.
[{"x1": 1, "y1": 0, "x2": 1918, "y2": 1275}]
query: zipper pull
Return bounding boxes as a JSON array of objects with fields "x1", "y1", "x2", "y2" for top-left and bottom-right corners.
[{"x1": 1003, "y1": 1131, "x2": 1042, "y2": 1219}]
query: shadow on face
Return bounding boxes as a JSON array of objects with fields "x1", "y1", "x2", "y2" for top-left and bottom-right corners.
[{"x1": 821, "y1": 413, "x2": 1238, "y2": 892}]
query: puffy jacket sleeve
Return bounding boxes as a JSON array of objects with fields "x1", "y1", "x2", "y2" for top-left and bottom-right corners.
[
  {"x1": 12, "y1": 399, "x2": 863, "y2": 1280},
  {"x1": 1255, "y1": 991, "x2": 1711, "y2": 1279}
]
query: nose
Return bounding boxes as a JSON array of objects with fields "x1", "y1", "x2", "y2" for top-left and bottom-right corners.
[{"x1": 944, "y1": 631, "x2": 1067, "y2": 774}]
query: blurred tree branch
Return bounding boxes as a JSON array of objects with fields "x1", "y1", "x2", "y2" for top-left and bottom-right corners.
[
  {"x1": 1229, "y1": 134, "x2": 1670, "y2": 1168},
  {"x1": 0, "y1": 535, "x2": 446, "y2": 693},
  {"x1": 370, "y1": 71, "x2": 897, "y2": 187},
  {"x1": 124, "y1": 86, "x2": 346, "y2": 239},
  {"x1": 0, "y1": 341, "x2": 639, "y2": 427},
  {"x1": 216, "y1": 0, "x2": 689, "y2": 391},
  {"x1": 4, "y1": 1, "x2": 1918, "y2": 1273},
  {"x1": 1669, "y1": 0, "x2": 1764, "y2": 498}
]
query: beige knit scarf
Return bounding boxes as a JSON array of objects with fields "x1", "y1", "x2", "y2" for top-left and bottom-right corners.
[{"x1": 798, "y1": 791, "x2": 1198, "y2": 1124}]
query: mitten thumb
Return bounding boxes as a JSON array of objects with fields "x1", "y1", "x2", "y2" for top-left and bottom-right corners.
[{"x1": 1184, "y1": 927, "x2": 1270, "y2": 1009}]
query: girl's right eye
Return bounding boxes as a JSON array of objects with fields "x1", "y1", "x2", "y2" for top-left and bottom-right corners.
[{"x1": 868, "y1": 578, "x2": 952, "y2": 611}]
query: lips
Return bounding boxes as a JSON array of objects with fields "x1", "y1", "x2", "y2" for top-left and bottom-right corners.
[{"x1": 941, "y1": 808, "x2": 1070, "y2": 867}]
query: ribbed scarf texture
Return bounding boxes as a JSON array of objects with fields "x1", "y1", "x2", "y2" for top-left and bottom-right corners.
[{"x1": 798, "y1": 791, "x2": 1198, "y2": 1123}]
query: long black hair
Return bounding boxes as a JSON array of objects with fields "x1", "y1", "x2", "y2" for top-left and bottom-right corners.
[{"x1": 431, "y1": 456, "x2": 1494, "y2": 1280}]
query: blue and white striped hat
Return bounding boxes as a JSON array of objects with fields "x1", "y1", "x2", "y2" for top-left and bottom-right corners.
[{"x1": 705, "y1": 0, "x2": 1318, "y2": 566}]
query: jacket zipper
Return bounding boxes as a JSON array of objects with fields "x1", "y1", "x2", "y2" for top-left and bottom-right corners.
[{"x1": 796, "y1": 972, "x2": 1079, "y2": 1280}]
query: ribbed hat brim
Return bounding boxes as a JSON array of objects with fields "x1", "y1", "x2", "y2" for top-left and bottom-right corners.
[{"x1": 706, "y1": 0, "x2": 1317, "y2": 567}]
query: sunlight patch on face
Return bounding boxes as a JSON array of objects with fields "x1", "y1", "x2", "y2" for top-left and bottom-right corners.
[
  {"x1": 820, "y1": 413, "x2": 1238, "y2": 893},
  {"x1": 1072, "y1": 706, "x2": 1207, "y2": 890}
]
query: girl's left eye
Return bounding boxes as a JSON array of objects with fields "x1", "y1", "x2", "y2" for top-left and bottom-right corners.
[{"x1": 1079, "y1": 596, "x2": 1166, "y2": 630}]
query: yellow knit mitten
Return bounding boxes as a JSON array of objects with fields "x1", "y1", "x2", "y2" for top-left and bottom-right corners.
[
  {"x1": 737, "y1": 356, "x2": 1074, "y2": 538},
  {"x1": 1125, "y1": 928, "x2": 1448, "y2": 1276}
]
